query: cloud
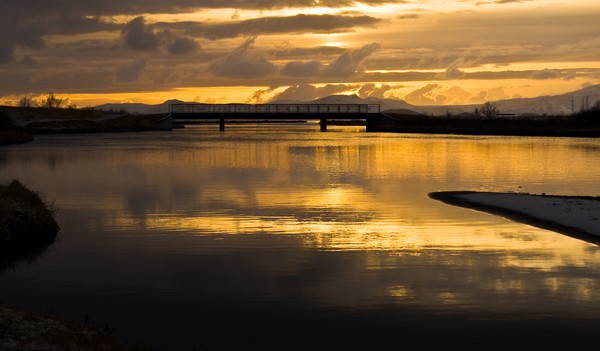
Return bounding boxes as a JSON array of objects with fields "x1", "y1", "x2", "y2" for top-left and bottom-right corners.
[
  {"x1": 270, "y1": 46, "x2": 346, "y2": 60},
  {"x1": 246, "y1": 87, "x2": 278, "y2": 103},
  {"x1": 115, "y1": 59, "x2": 148, "y2": 83},
  {"x1": 439, "y1": 86, "x2": 473, "y2": 104},
  {"x1": 1, "y1": 1, "x2": 396, "y2": 17},
  {"x1": 278, "y1": 42, "x2": 381, "y2": 79},
  {"x1": 122, "y1": 17, "x2": 199, "y2": 54},
  {"x1": 208, "y1": 37, "x2": 276, "y2": 79},
  {"x1": 322, "y1": 42, "x2": 381, "y2": 77},
  {"x1": 357, "y1": 83, "x2": 394, "y2": 99},
  {"x1": 162, "y1": 30, "x2": 199, "y2": 54},
  {"x1": 403, "y1": 84, "x2": 440, "y2": 105},
  {"x1": 469, "y1": 91, "x2": 488, "y2": 104},
  {"x1": 442, "y1": 66, "x2": 466, "y2": 79},
  {"x1": 122, "y1": 17, "x2": 160, "y2": 51},
  {"x1": 530, "y1": 68, "x2": 561, "y2": 80},
  {"x1": 181, "y1": 14, "x2": 381, "y2": 40},
  {"x1": 268, "y1": 84, "x2": 359, "y2": 102},
  {"x1": 281, "y1": 61, "x2": 323, "y2": 77}
]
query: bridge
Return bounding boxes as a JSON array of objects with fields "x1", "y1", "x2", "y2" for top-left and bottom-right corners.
[{"x1": 168, "y1": 103, "x2": 381, "y2": 131}]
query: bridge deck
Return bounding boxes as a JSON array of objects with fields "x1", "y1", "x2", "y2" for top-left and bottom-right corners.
[
  {"x1": 169, "y1": 103, "x2": 380, "y2": 118},
  {"x1": 168, "y1": 103, "x2": 381, "y2": 131}
]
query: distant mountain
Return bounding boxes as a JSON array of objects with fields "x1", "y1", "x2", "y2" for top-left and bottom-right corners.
[
  {"x1": 274, "y1": 84, "x2": 600, "y2": 116},
  {"x1": 92, "y1": 85, "x2": 600, "y2": 116},
  {"x1": 94, "y1": 99, "x2": 186, "y2": 114}
]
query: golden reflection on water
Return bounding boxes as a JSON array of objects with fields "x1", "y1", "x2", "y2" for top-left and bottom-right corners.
[{"x1": 3, "y1": 129, "x2": 600, "y2": 306}]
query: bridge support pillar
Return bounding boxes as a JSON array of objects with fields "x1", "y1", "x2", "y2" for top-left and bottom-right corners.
[
  {"x1": 320, "y1": 118, "x2": 327, "y2": 132},
  {"x1": 219, "y1": 118, "x2": 225, "y2": 131}
]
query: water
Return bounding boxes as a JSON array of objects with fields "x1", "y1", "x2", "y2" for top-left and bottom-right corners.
[{"x1": 1, "y1": 124, "x2": 600, "y2": 349}]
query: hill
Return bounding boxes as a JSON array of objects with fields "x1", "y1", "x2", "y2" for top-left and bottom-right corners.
[{"x1": 91, "y1": 85, "x2": 600, "y2": 117}]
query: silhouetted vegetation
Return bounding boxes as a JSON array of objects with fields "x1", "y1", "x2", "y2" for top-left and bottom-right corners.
[
  {"x1": 36, "y1": 92, "x2": 77, "y2": 109},
  {"x1": 373, "y1": 111, "x2": 600, "y2": 137},
  {"x1": 480, "y1": 101, "x2": 498, "y2": 119},
  {"x1": 0, "y1": 179, "x2": 59, "y2": 272},
  {"x1": 574, "y1": 98, "x2": 600, "y2": 120},
  {"x1": 0, "y1": 109, "x2": 33, "y2": 146},
  {"x1": 18, "y1": 97, "x2": 32, "y2": 108},
  {"x1": 37, "y1": 92, "x2": 64, "y2": 109},
  {"x1": 0, "y1": 304, "x2": 151, "y2": 351}
]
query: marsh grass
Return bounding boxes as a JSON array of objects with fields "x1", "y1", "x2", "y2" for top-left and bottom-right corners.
[{"x1": 0, "y1": 304, "x2": 151, "y2": 351}]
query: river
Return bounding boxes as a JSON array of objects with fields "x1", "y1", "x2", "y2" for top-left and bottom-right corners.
[{"x1": 1, "y1": 123, "x2": 600, "y2": 349}]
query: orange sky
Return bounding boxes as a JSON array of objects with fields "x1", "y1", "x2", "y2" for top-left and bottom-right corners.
[{"x1": 0, "y1": 0, "x2": 599, "y2": 107}]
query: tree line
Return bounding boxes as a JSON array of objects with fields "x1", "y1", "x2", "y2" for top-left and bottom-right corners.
[{"x1": 18, "y1": 93, "x2": 76, "y2": 109}]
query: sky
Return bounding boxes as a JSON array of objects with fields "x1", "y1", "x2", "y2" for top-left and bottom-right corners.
[{"x1": 0, "y1": 0, "x2": 599, "y2": 107}]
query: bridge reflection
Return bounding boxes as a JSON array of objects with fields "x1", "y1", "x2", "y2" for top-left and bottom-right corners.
[{"x1": 169, "y1": 103, "x2": 381, "y2": 131}]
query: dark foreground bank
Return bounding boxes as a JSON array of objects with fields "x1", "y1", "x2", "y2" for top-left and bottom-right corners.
[
  {"x1": 0, "y1": 179, "x2": 59, "y2": 268},
  {"x1": 0, "y1": 106, "x2": 172, "y2": 134},
  {"x1": 0, "y1": 180, "x2": 147, "y2": 350}
]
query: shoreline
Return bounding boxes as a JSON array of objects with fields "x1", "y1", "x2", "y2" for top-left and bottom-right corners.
[
  {"x1": 429, "y1": 191, "x2": 600, "y2": 245},
  {"x1": 371, "y1": 113, "x2": 600, "y2": 137}
]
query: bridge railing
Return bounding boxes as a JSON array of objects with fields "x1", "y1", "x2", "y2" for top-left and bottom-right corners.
[{"x1": 169, "y1": 103, "x2": 380, "y2": 115}]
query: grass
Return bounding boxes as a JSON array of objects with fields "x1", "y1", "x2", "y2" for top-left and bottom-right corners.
[{"x1": 0, "y1": 304, "x2": 151, "y2": 351}]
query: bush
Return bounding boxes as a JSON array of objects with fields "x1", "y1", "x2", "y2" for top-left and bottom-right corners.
[{"x1": 0, "y1": 180, "x2": 59, "y2": 269}]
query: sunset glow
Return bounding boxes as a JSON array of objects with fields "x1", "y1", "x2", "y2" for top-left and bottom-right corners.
[{"x1": 1, "y1": 0, "x2": 598, "y2": 107}]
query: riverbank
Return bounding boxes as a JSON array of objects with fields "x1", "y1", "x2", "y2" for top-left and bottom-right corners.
[
  {"x1": 0, "y1": 106, "x2": 172, "y2": 134},
  {"x1": 372, "y1": 113, "x2": 600, "y2": 137},
  {"x1": 429, "y1": 191, "x2": 600, "y2": 244},
  {"x1": 0, "y1": 179, "x2": 59, "y2": 269},
  {"x1": 0, "y1": 304, "x2": 148, "y2": 351}
]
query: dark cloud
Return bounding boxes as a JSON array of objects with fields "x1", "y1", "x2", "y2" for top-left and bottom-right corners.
[
  {"x1": 172, "y1": 14, "x2": 381, "y2": 40},
  {"x1": 475, "y1": 0, "x2": 534, "y2": 5},
  {"x1": 162, "y1": 30, "x2": 199, "y2": 55},
  {"x1": 122, "y1": 17, "x2": 160, "y2": 51},
  {"x1": 115, "y1": 59, "x2": 148, "y2": 83},
  {"x1": 279, "y1": 43, "x2": 381, "y2": 79},
  {"x1": 281, "y1": 61, "x2": 323, "y2": 77},
  {"x1": 269, "y1": 46, "x2": 346, "y2": 60},
  {"x1": 530, "y1": 68, "x2": 561, "y2": 80},
  {"x1": 397, "y1": 14, "x2": 422, "y2": 20},
  {"x1": 122, "y1": 17, "x2": 199, "y2": 54},
  {"x1": 440, "y1": 66, "x2": 466, "y2": 79},
  {"x1": 208, "y1": 37, "x2": 276, "y2": 79},
  {"x1": 0, "y1": 35, "x2": 17, "y2": 63},
  {"x1": 2, "y1": 1, "x2": 395, "y2": 17}
]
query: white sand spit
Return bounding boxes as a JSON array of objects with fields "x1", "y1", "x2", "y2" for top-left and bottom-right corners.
[{"x1": 429, "y1": 191, "x2": 600, "y2": 238}]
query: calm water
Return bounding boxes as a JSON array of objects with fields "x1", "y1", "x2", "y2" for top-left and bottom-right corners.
[{"x1": 1, "y1": 124, "x2": 600, "y2": 349}]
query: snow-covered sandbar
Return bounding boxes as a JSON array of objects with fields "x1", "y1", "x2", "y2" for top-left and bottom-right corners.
[{"x1": 429, "y1": 191, "x2": 600, "y2": 242}]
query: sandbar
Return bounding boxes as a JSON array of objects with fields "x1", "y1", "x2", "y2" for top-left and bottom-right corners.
[{"x1": 429, "y1": 191, "x2": 600, "y2": 244}]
